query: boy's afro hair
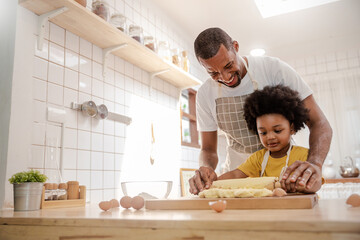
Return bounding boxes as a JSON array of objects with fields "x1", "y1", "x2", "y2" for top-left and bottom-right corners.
[{"x1": 243, "y1": 85, "x2": 310, "y2": 134}]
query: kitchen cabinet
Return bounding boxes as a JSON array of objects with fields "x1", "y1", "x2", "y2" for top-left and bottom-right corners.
[
  {"x1": 19, "y1": 0, "x2": 202, "y2": 89},
  {"x1": 1, "y1": 199, "x2": 359, "y2": 240}
]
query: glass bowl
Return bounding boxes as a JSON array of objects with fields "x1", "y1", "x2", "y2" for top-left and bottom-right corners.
[{"x1": 121, "y1": 181, "x2": 172, "y2": 199}]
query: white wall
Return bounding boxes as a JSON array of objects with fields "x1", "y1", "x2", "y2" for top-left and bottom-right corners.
[
  {"x1": 0, "y1": 0, "x2": 17, "y2": 209},
  {"x1": 3, "y1": 0, "x2": 212, "y2": 207}
]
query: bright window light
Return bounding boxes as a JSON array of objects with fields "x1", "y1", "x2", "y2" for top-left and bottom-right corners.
[
  {"x1": 250, "y1": 48, "x2": 266, "y2": 56},
  {"x1": 254, "y1": 0, "x2": 340, "y2": 18}
]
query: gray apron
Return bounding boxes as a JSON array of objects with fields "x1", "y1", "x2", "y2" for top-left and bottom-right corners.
[{"x1": 216, "y1": 56, "x2": 263, "y2": 172}]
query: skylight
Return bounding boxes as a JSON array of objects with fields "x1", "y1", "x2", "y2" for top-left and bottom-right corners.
[{"x1": 254, "y1": 0, "x2": 340, "y2": 18}]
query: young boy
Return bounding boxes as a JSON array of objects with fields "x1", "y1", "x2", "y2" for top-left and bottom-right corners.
[{"x1": 217, "y1": 85, "x2": 322, "y2": 193}]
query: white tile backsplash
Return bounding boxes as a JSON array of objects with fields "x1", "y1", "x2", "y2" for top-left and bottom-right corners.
[
  {"x1": 63, "y1": 148, "x2": 77, "y2": 169},
  {"x1": 33, "y1": 56, "x2": 48, "y2": 80},
  {"x1": 33, "y1": 78, "x2": 47, "y2": 101},
  {"x1": 79, "y1": 73, "x2": 92, "y2": 94},
  {"x1": 91, "y1": 132, "x2": 103, "y2": 152},
  {"x1": 65, "y1": 31, "x2": 79, "y2": 53},
  {"x1": 78, "y1": 150, "x2": 91, "y2": 170},
  {"x1": 50, "y1": 23, "x2": 65, "y2": 47},
  {"x1": 48, "y1": 62, "x2": 64, "y2": 85},
  {"x1": 78, "y1": 130, "x2": 91, "y2": 150},
  {"x1": 79, "y1": 56, "x2": 92, "y2": 76},
  {"x1": 79, "y1": 38, "x2": 92, "y2": 59},
  {"x1": 49, "y1": 42, "x2": 65, "y2": 66},
  {"x1": 65, "y1": 49, "x2": 79, "y2": 71},
  {"x1": 47, "y1": 82, "x2": 64, "y2": 106}
]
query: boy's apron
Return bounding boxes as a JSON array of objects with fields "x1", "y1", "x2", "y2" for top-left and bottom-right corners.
[
  {"x1": 260, "y1": 143, "x2": 293, "y2": 178},
  {"x1": 216, "y1": 56, "x2": 263, "y2": 172}
]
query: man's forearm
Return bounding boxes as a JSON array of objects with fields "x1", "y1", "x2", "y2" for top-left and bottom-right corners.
[
  {"x1": 307, "y1": 119, "x2": 333, "y2": 168},
  {"x1": 199, "y1": 149, "x2": 218, "y2": 170}
]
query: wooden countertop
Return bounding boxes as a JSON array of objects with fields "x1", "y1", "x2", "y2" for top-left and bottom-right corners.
[{"x1": 1, "y1": 199, "x2": 360, "y2": 240}]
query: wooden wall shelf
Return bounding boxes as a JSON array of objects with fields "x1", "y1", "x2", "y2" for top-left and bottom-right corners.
[{"x1": 19, "y1": 0, "x2": 202, "y2": 89}]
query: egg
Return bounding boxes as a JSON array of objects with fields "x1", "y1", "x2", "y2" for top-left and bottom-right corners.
[
  {"x1": 208, "y1": 200, "x2": 227, "y2": 213},
  {"x1": 120, "y1": 196, "x2": 132, "y2": 209},
  {"x1": 346, "y1": 194, "x2": 360, "y2": 207},
  {"x1": 110, "y1": 198, "x2": 120, "y2": 208},
  {"x1": 272, "y1": 188, "x2": 287, "y2": 197},
  {"x1": 99, "y1": 201, "x2": 111, "y2": 211},
  {"x1": 131, "y1": 196, "x2": 145, "y2": 210}
]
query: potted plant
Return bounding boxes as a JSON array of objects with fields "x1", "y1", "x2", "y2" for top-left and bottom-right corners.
[{"x1": 9, "y1": 169, "x2": 47, "y2": 211}]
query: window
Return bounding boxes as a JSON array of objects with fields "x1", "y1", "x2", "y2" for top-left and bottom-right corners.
[{"x1": 180, "y1": 89, "x2": 200, "y2": 148}]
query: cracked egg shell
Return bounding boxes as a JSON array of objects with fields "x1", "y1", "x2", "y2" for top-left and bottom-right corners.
[
  {"x1": 209, "y1": 200, "x2": 227, "y2": 213},
  {"x1": 346, "y1": 194, "x2": 360, "y2": 207},
  {"x1": 273, "y1": 188, "x2": 287, "y2": 197}
]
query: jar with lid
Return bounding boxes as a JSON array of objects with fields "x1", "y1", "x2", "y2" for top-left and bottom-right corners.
[
  {"x1": 110, "y1": 13, "x2": 127, "y2": 33},
  {"x1": 57, "y1": 183, "x2": 68, "y2": 200},
  {"x1": 171, "y1": 48, "x2": 181, "y2": 67},
  {"x1": 92, "y1": 0, "x2": 109, "y2": 21},
  {"x1": 128, "y1": 25, "x2": 143, "y2": 44},
  {"x1": 158, "y1": 41, "x2": 171, "y2": 62},
  {"x1": 44, "y1": 183, "x2": 53, "y2": 201},
  {"x1": 144, "y1": 36, "x2": 157, "y2": 52},
  {"x1": 52, "y1": 183, "x2": 59, "y2": 200},
  {"x1": 181, "y1": 50, "x2": 190, "y2": 72}
]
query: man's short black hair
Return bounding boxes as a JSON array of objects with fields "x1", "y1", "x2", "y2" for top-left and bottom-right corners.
[
  {"x1": 194, "y1": 27, "x2": 234, "y2": 60},
  {"x1": 243, "y1": 85, "x2": 310, "y2": 135}
]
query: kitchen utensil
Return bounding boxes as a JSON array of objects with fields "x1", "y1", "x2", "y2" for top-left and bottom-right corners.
[
  {"x1": 145, "y1": 194, "x2": 318, "y2": 210},
  {"x1": 81, "y1": 101, "x2": 98, "y2": 117},
  {"x1": 121, "y1": 181, "x2": 172, "y2": 199},
  {"x1": 339, "y1": 156, "x2": 360, "y2": 178},
  {"x1": 96, "y1": 104, "x2": 108, "y2": 119}
]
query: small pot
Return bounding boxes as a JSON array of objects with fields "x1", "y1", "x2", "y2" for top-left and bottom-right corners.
[{"x1": 13, "y1": 182, "x2": 43, "y2": 211}]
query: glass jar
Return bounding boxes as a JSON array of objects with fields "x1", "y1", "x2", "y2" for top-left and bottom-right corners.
[
  {"x1": 44, "y1": 183, "x2": 53, "y2": 201},
  {"x1": 58, "y1": 183, "x2": 68, "y2": 200},
  {"x1": 128, "y1": 24, "x2": 143, "y2": 44},
  {"x1": 144, "y1": 36, "x2": 157, "y2": 52},
  {"x1": 158, "y1": 41, "x2": 171, "y2": 62},
  {"x1": 171, "y1": 48, "x2": 181, "y2": 67},
  {"x1": 181, "y1": 50, "x2": 190, "y2": 72},
  {"x1": 92, "y1": 0, "x2": 109, "y2": 21},
  {"x1": 52, "y1": 183, "x2": 59, "y2": 200},
  {"x1": 110, "y1": 13, "x2": 127, "y2": 33}
]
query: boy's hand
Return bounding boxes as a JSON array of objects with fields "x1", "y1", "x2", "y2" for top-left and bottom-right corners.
[
  {"x1": 188, "y1": 166, "x2": 217, "y2": 195},
  {"x1": 280, "y1": 161, "x2": 322, "y2": 193}
]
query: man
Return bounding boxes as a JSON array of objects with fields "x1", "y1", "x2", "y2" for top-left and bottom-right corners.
[{"x1": 189, "y1": 27, "x2": 332, "y2": 194}]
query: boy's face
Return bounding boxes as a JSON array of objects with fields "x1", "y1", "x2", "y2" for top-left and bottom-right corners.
[{"x1": 256, "y1": 113, "x2": 295, "y2": 157}]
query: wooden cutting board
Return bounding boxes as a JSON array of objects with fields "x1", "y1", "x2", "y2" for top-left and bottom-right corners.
[{"x1": 145, "y1": 194, "x2": 318, "y2": 210}]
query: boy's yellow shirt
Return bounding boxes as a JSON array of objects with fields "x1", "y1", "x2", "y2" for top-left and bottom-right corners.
[{"x1": 238, "y1": 146, "x2": 308, "y2": 177}]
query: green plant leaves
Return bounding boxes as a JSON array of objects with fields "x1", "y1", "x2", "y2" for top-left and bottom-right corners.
[{"x1": 8, "y1": 170, "x2": 47, "y2": 184}]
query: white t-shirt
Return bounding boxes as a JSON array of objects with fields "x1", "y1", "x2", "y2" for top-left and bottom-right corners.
[{"x1": 196, "y1": 55, "x2": 313, "y2": 132}]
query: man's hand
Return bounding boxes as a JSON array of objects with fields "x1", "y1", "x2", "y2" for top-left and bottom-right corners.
[
  {"x1": 189, "y1": 166, "x2": 217, "y2": 195},
  {"x1": 280, "y1": 161, "x2": 322, "y2": 193}
]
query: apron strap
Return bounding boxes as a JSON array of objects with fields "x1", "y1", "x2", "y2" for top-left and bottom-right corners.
[{"x1": 261, "y1": 142, "x2": 293, "y2": 177}]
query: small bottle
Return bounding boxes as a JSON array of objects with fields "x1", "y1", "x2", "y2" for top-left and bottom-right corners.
[
  {"x1": 44, "y1": 183, "x2": 53, "y2": 201},
  {"x1": 128, "y1": 25, "x2": 144, "y2": 44},
  {"x1": 144, "y1": 36, "x2": 157, "y2": 52},
  {"x1": 110, "y1": 13, "x2": 127, "y2": 33},
  {"x1": 67, "y1": 181, "x2": 80, "y2": 199},
  {"x1": 58, "y1": 183, "x2": 68, "y2": 200},
  {"x1": 171, "y1": 48, "x2": 181, "y2": 67},
  {"x1": 181, "y1": 50, "x2": 190, "y2": 72},
  {"x1": 52, "y1": 183, "x2": 59, "y2": 200},
  {"x1": 158, "y1": 41, "x2": 171, "y2": 62},
  {"x1": 92, "y1": 0, "x2": 109, "y2": 21}
]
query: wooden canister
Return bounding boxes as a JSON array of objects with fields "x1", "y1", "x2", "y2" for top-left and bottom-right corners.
[{"x1": 67, "y1": 181, "x2": 79, "y2": 199}]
